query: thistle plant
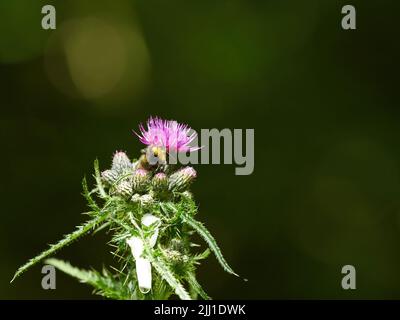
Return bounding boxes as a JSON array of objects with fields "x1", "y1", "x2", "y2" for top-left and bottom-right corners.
[{"x1": 11, "y1": 117, "x2": 238, "y2": 300}]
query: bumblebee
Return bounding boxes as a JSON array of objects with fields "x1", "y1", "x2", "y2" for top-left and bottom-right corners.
[{"x1": 138, "y1": 146, "x2": 167, "y2": 170}]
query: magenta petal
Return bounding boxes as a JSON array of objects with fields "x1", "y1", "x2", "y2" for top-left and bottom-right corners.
[{"x1": 135, "y1": 117, "x2": 201, "y2": 153}]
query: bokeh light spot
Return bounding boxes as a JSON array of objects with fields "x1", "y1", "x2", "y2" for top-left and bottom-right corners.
[
  {"x1": 45, "y1": 17, "x2": 151, "y2": 104},
  {"x1": 64, "y1": 18, "x2": 126, "y2": 99}
]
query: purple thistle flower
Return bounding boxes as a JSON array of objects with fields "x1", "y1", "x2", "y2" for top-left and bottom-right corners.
[{"x1": 135, "y1": 116, "x2": 199, "y2": 153}]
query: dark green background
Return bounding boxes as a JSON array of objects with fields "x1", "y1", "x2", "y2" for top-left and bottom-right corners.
[{"x1": 1, "y1": 0, "x2": 400, "y2": 299}]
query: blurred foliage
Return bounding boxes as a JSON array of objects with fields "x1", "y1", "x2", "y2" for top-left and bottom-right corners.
[{"x1": 1, "y1": 0, "x2": 400, "y2": 299}]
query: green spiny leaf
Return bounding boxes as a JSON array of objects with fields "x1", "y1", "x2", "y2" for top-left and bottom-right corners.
[
  {"x1": 187, "y1": 271, "x2": 211, "y2": 300},
  {"x1": 182, "y1": 214, "x2": 238, "y2": 277},
  {"x1": 46, "y1": 258, "x2": 131, "y2": 299},
  {"x1": 151, "y1": 256, "x2": 191, "y2": 300},
  {"x1": 46, "y1": 258, "x2": 95, "y2": 282},
  {"x1": 82, "y1": 176, "x2": 99, "y2": 211},
  {"x1": 94, "y1": 159, "x2": 107, "y2": 198},
  {"x1": 193, "y1": 248, "x2": 211, "y2": 261},
  {"x1": 11, "y1": 213, "x2": 109, "y2": 282}
]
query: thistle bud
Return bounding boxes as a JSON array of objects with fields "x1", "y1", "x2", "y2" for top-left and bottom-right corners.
[
  {"x1": 168, "y1": 167, "x2": 197, "y2": 191},
  {"x1": 115, "y1": 180, "x2": 132, "y2": 198},
  {"x1": 151, "y1": 172, "x2": 168, "y2": 191},
  {"x1": 181, "y1": 191, "x2": 193, "y2": 199},
  {"x1": 101, "y1": 169, "x2": 119, "y2": 185},
  {"x1": 131, "y1": 193, "x2": 154, "y2": 207},
  {"x1": 140, "y1": 194, "x2": 154, "y2": 206},
  {"x1": 131, "y1": 193, "x2": 141, "y2": 203},
  {"x1": 112, "y1": 151, "x2": 132, "y2": 173},
  {"x1": 164, "y1": 249, "x2": 182, "y2": 262},
  {"x1": 163, "y1": 248, "x2": 189, "y2": 267},
  {"x1": 132, "y1": 169, "x2": 149, "y2": 192}
]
